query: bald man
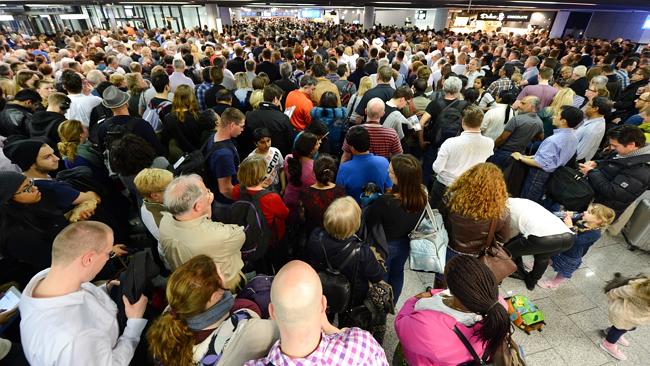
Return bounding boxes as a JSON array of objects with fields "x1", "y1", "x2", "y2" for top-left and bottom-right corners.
[
  {"x1": 245, "y1": 261, "x2": 389, "y2": 365},
  {"x1": 341, "y1": 97, "x2": 402, "y2": 163}
]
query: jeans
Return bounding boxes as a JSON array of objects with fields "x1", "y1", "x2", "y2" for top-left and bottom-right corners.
[
  {"x1": 489, "y1": 148, "x2": 514, "y2": 171},
  {"x1": 606, "y1": 326, "x2": 634, "y2": 343},
  {"x1": 520, "y1": 167, "x2": 551, "y2": 203},
  {"x1": 505, "y1": 233, "x2": 575, "y2": 282},
  {"x1": 421, "y1": 145, "x2": 437, "y2": 188},
  {"x1": 384, "y1": 237, "x2": 411, "y2": 302}
]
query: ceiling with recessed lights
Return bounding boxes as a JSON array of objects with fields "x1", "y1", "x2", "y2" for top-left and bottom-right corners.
[{"x1": 2, "y1": 0, "x2": 650, "y2": 11}]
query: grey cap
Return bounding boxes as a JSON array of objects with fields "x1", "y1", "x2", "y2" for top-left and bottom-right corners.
[{"x1": 101, "y1": 85, "x2": 130, "y2": 109}]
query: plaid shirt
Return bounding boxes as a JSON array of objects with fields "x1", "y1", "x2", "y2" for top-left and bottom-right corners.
[
  {"x1": 195, "y1": 82, "x2": 213, "y2": 111},
  {"x1": 244, "y1": 328, "x2": 388, "y2": 366},
  {"x1": 487, "y1": 77, "x2": 514, "y2": 98},
  {"x1": 615, "y1": 69, "x2": 630, "y2": 89}
]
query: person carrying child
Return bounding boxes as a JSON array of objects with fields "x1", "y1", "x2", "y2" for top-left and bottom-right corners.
[
  {"x1": 600, "y1": 275, "x2": 650, "y2": 361},
  {"x1": 538, "y1": 203, "x2": 616, "y2": 289}
]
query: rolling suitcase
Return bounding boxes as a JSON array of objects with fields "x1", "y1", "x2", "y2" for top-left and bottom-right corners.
[{"x1": 623, "y1": 199, "x2": 650, "y2": 251}]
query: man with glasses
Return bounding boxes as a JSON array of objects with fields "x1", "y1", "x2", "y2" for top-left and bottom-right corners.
[
  {"x1": 623, "y1": 92, "x2": 650, "y2": 126},
  {"x1": 158, "y1": 174, "x2": 246, "y2": 292},
  {"x1": 614, "y1": 66, "x2": 650, "y2": 123},
  {"x1": 19, "y1": 221, "x2": 148, "y2": 366},
  {"x1": 576, "y1": 97, "x2": 613, "y2": 162}
]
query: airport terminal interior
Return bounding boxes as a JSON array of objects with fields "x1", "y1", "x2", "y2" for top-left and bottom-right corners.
[{"x1": 0, "y1": 0, "x2": 650, "y2": 365}]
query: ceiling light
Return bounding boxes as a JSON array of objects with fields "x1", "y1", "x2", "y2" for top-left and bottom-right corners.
[{"x1": 511, "y1": 1, "x2": 596, "y2": 4}]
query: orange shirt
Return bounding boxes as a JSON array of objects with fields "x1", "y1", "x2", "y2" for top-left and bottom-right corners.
[{"x1": 285, "y1": 89, "x2": 314, "y2": 131}]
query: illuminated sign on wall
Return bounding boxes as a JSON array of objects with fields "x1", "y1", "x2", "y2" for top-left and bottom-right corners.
[{"x1": 477, "y1": 12, "x2": 531, "y2": 22}]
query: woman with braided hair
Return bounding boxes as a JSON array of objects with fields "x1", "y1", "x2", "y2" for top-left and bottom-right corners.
[{"x1": 395, "y1": 255, "x2": 511, "y2": 365}]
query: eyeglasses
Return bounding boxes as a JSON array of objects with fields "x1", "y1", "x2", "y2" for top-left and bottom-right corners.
[{"x1": 15, "y1": 179, "x2": 35, "y2": 195}]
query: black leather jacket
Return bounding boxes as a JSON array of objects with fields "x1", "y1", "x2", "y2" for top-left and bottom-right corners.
[{"x1": 0, "y1": 103, "x2": 33, "y2": 137}]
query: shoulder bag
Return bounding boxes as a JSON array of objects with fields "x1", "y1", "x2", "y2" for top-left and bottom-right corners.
[
  {"x1": 479, "y1": 219, "x2": 516, "y2": 283},
  {"x1": 454, "y1": 325, "x2": 527, "y2": 366},
  {"x1": 408, "y1": 201, "x2": 449, "y2": 273}
]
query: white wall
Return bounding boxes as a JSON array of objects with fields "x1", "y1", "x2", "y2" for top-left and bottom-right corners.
[
  {"x1": 585, "y1": 11, "x2": 650, "y2": 42},
  {"x1": 375, "y1": 9, "x2": 413, "y2": 27}
]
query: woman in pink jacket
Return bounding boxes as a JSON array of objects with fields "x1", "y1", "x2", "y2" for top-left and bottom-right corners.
[{"x1": 395, "y1": 256, "x2": 511, "y2": 365}]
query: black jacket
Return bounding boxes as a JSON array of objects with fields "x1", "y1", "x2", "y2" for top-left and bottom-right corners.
[
  {"x1": 273, "y1": 77, "x2": 298, "y2": 107},
  {"x1": 588, "y1": 148, "x2": 650, "y2": 216},
  {"x1": 606, "y1": 74, "x2": 622, "y2": 101},
  {"x1": 29, "y1": 111, "x2": 66, "y2": 147},
  {"x1": 226, "y1": 57, "x2": 246, "y2": 74},
  {"x1": 306, "y1": 227, "x2": 385, "y2": 306},
  {"x1": 364, "y1": 59, "x2": 378, "y2": 75},
  {"x1": 241, "y1": 102, "x2": 295, "y2": 157},
  {"x1": 614, "y1": 78, "x2": 649, "y2": 122},
  {"x1": 257, "y1": 61, "x2": 281, "y2": 82},
  {"x1": 569, "y1": 77, "x2": 589, "y2": 97},
  {"x1": 0, "y1": 103, "x2": 33, "y2": 137},
  {"x1": 162, "y1": 110, "x2": 214, "y2": 153}
]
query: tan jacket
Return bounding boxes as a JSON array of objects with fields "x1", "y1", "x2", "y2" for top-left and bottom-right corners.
[
  {"x1": 608, "y1": 279, "x2": 650, "y2": 330},
  {"x1": 159, "y1": 212, "x2": 246, "y2": 291},
  {"x1": 312, "y1": 77, "x2": 341, "y2": 107}
]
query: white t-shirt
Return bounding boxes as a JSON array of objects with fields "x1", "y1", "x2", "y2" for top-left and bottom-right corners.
[
  {"x1": 65, "y1": 94, "x2": 103, "y2": 127},
  {"x1": 432, "y1": 131, "x2": 494, "y2": 186},
  {"x1": 507, "y1": 198, "x2": 572, "y2": 238}
]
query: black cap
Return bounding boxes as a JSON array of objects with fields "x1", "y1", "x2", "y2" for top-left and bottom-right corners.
[
  {"x1": 14, "y1": 89, "x2": 43, "y2": 103},
  {"x1": 3, "y1": 138, "x2": 47, "y2": 171},
  {"x1": 0, "y1": 171, "x2": 26, "y2": 205}
]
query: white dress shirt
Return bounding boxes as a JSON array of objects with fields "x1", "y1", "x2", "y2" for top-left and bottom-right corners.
[
  {"x1": 575, "y1": 116, "x2": 606, "y2": 161},
  {"x1": 432, "y1": 131, "x2": 494, "y2": 186}
]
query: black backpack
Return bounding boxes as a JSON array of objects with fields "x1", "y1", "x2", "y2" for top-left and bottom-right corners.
[
  {"x1": 223, "y1": 188, "x2": 273, "y2": 264},
  {"x1": 425, "y1": 99, "x2": 465, "y2": 146},
  {"x1": 317, "y1": 231, "x2": 361, "y2": 315},
  {"x1": 173, "y1": 140, "x2": 228, "y2": 182},
  {"x1": 103, "y1": 117, "x2": 138, "y2": 176}
]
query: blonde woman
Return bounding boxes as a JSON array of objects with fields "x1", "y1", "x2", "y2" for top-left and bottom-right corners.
[
  {"x1": 125, "y1": 72, "x2": 148, "y2": 117},
  {"x1": 346, "y1": 76, "x2": 372, "y2": 120},
  {"x1": 233, "y1": 71, "x2": 253, "y2": 108},
  {"x1": 57, "y1": 119, "x2": 107, "y2": 178},
  {"x1": 539, "y1": 87, "x2": 575, "y2": 137}
]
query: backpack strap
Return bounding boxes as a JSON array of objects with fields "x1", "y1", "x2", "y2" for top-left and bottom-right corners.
[
  {"x1": 202, "y1": 309, "x2": 254, "y2": 365},
  {"x1": 452, "y1": 325, "x2": 488, "y2": 365}
]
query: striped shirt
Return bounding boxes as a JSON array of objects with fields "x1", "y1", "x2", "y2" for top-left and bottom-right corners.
[
  {"x1": 342, "y1": 123, "x2": 403, "y2": 160},
  {"x1": 195, "y1": 82, "x2": 213, "y2": 111},
  {"x1": 244, "y1": 328, "x2": 388, "y2": 366},
  {"x1": 487, "y1": 77, "x2": 514, "y2": 98},
  {"x1": 615, "y1": 69, "x2": 630, "y2": 89}
]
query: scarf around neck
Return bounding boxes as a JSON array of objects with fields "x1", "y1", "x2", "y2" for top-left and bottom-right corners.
[{"x1": 186, "y1": 291, "x2": 234, "y2": 331}]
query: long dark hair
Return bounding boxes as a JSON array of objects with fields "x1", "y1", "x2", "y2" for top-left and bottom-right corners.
[
  {"x1": 445, "y1": 256, "x2": 511, "y2": 359},
  {"x1": 287, "y1": 132, "x2": 318, "y2": 187},
  {"x1": 390, "y1": 154, "x2": 427, "y2": 213}
]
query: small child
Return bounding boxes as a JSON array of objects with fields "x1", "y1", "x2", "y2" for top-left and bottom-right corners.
[
  {"x1": 538, "y1": 203, "x2": 616, "y2": 289},
  {"x1": 600, "y1": 276, "x2": 650, "y2": 360},
  {"x1": 248, "y1": 127, "x2": 285, "y2": 193}
]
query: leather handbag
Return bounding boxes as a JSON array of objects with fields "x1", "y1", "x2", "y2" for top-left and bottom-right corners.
[{"x1": 479, "y1": 220, "x2": 517, "y2": 283}]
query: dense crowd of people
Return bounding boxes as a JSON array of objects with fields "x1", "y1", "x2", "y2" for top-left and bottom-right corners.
[{"x1": 0, "y1": 17, "x2": 650, "y2": 365}]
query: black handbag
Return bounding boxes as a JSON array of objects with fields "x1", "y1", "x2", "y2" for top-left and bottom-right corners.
[
  {"x1": 317, "y1": 233, "x2": 361, "y2": 314},
  {"x1": 546, "y1": 166, "x2": 594, "y2": 211}
]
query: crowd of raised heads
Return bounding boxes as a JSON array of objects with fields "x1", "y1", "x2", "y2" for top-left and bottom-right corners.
[{"x1": 0, "y1": 17, "x2": 650, "y2": 365}]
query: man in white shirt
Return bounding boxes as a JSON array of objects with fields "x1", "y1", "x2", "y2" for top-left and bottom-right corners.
[
  {"x1": 451, "y1": 52, "x2": 467, "y2": 75},
  {"x1": 62, "y1": 70, "x2": 102, "y2": 128},
  {"x1": 19, "y1": 221, "x2": 148, "y2": 366},
  {"x1": 430, "y1": 105, "x2": 494, "y2": 208},
  {"x1": 576, "y1": 96, "x2": 611, "y2": 162},
  {"x1": 169, "y1": 58, "x2": 195, "y2": 92}
]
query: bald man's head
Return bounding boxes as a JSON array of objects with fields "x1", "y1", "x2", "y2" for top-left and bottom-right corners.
[
  {"x1": 270, "y1": 261, "x2": 324, "y2": 328},
  {"x1": 366, "y1": 97, "x2": 386, "y2": 120}
]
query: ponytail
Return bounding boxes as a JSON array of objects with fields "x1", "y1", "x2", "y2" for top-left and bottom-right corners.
[
  {"x1": 288, "y1": 132, "x2": 319, "y2": 187},
  {"x1": 57, "y1": 141, "x2": 79, "y2": 162},
  {"x1": 446, "y1": 256, "x2": 511, "y2": 359},
  {"x1": 147, "y1": 312, "x2": 195, "y2": 366}
]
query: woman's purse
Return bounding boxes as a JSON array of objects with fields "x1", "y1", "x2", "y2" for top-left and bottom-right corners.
[
  {"x1": 479, "y1": 219, "x2": 517, "y2": 283},
  {"x1": 408, "y1": 202, "x2": 449, "y2": 273}
]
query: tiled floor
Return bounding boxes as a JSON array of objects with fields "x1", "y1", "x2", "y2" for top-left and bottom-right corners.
[{"x1": 382, "y1": 232, "x2": 650, "y2": 365}]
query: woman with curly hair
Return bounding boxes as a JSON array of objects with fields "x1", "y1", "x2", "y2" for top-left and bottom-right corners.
[
  {"x1": 147, "y1": 255, "x2": 278, "y2": 366},
  {"x1": 440, "y1": 163, "x2": 510, "y2": 286}
]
